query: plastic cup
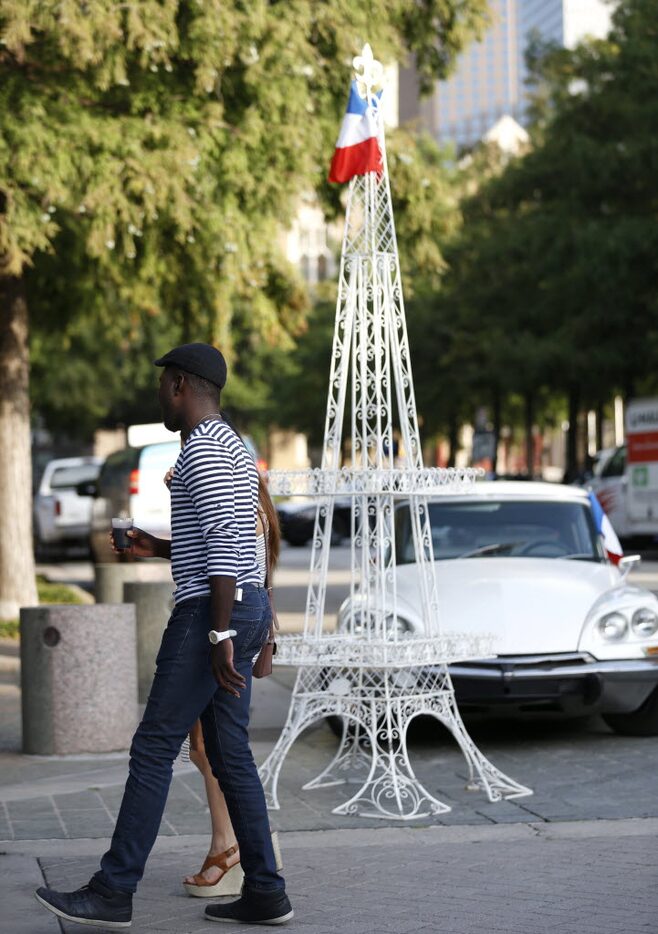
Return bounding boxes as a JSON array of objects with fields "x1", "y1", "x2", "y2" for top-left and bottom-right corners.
[{"x1": 111, "y1": 517, "x2": 134, "y2": 551}]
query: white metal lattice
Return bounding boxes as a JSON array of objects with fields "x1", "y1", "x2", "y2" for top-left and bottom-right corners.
[{"x1": 259, "y1": 46, "x2": 531, "y2": 819}]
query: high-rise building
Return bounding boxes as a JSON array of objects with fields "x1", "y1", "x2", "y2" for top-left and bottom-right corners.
[
  {"x1": 399, "y1": 0, "x2": 615, "y2": 150},
  {"x1": 518, "y1": 1, "x2": 614, "y2": 100},
  {"x1": 400, "y1": 0, "x2": 520, "y2": 149}
]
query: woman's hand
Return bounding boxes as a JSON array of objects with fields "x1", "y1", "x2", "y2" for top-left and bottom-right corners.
[{"x1": 163, "y1": 467, "x2": 174, "y2": 489}]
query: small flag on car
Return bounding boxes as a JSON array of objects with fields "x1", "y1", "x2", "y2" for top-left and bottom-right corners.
[{"x1": 588, "y1": 490, "x2": 623, "y2": 564}]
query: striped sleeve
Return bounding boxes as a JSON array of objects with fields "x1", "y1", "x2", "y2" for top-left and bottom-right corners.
[{"x1": 180, "y1": 435, "x2": 240, "y2": 579}]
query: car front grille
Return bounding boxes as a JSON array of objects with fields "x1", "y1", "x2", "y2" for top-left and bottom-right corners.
[{"x1": 455, "y1": 652, "x2": 594, "y2": 671}]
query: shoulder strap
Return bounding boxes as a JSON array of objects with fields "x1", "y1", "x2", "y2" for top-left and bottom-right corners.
[{"x1": 257, "y1": 507, "x2": 279, "y2": 633}]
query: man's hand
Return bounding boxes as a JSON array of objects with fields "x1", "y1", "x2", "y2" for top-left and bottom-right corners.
[
  {"x1": 211, "y1": 640, "x2": 246, "y2": 697},
  {"x1": 109, "y1": 527, "x2": 169, "y2": 559}
]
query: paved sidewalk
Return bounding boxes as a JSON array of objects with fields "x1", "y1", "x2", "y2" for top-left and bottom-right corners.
[
  {"x1": 3, "y1": 632, "x2": 658, "y2": 932},
  {"x1": 3, "y1": 819, "x2": 656, "y2": 933}
]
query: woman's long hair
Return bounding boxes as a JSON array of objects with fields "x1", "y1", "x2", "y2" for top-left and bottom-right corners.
[
  {"x1": 258, "y1": 472, "x2": 281, "y2": 571},
  {"x1": 219, "y1": 409, "x2": 281, "y2": 571}
]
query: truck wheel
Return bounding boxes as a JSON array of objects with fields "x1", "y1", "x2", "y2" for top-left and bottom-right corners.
[
  {"x1": 34, "y1": 537, "x2": 52, "y2": 562},
  {"x1": 603, "y1": 687, "x2": 658, "y2": 736}
]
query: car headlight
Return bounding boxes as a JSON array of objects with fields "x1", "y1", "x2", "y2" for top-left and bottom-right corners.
[
  {"x1": 338, "y1": 610, "x2": 412, "y2": 637},
  {"x1": 386, "y1": 615, "x2": 412, "y2": 638},
  {"x1": 597, "y1": 612, "x2": 628, "y2": 641},
  {"x1": 632, "y1": 608, "x2": 658, "y2": 637},
  {"x1": 337, "y1": 609, "x2": 368, "y2": 635}
]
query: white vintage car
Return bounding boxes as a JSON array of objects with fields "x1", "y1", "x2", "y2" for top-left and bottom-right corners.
[{"x1": 337, "y1": 482, "x2": 658, "y2": 735}]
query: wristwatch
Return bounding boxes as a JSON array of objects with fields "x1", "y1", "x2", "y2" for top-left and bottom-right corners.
[{"x1": 208, "y1": 629, "x2": 237, "y2": 645}]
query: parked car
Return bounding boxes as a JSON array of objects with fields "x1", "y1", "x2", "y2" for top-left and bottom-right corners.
[
  {"x1": 571, "y1": 446, "x2": 617, "y2": 486},
  {"x1": 277, "y1": 498, "x2": 352, "y2": 547},
  {"x1": 86, "y1": 428, "x2": 265, "y2": 561},
  {"x1": 336, "y1": 482, "x2": 658, "y2": 735},
  {"x1": 34, "y1": 456, "x2": 103, "y2": 556},
  {"x1": 86, "y1": 441, "x2": 180, "y2": 562}
]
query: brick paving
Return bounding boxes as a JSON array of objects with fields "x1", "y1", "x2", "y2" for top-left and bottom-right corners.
[
  {"x1": 3, "y1": 714, "x2": 658, "y2": 841},
  {"x1": 3, "y1": 550, "x2": 658, "y2": 931},
  {"x1": 3, "y1": 711, "x2": 658, "y2": 933},
  {"x1": 5, "y1": 820, "x2": 655, "y2": 934}
]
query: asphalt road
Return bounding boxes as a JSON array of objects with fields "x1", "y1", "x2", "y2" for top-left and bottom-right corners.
[
  {"x1": 36, "y1": 543, "x2": 658, "y2": 612},
  {"x1": 36, "y1": 540, "x2": 357, "y2": 627}
]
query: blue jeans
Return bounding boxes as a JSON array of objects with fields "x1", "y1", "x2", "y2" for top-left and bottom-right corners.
[{"x1": 94, "y1": 585, "x2": 284, "y2": 895}]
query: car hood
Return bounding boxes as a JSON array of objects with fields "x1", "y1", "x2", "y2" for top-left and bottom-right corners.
[{"x1": 394, "y1": 558, "x2": 621, "y2": 655}]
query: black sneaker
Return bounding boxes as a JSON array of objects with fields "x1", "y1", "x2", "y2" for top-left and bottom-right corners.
[
  {"x1": 35, "y1": 877, "x2": 132, "y2": 928},
  {"x1": 205, "y1": 887, "x2": 293, "y2": 925}
]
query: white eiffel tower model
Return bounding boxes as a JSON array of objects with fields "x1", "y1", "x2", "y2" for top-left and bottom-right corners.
[{"x1": 261, "y1": 46, "x2": 531, "y2": 820}]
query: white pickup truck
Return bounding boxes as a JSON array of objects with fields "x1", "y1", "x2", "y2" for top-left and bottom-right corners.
[
  {"x1": 590, "y1": 398, "x2": 658, "y2": 543},
  {"x1": 34, "y1": 456, "x2": 103, "y2": 556}
]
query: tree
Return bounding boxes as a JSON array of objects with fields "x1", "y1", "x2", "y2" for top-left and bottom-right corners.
[
  {"x1": 426, "y1": 0, "x2": 658, "y2": 478},
  {"x1": 275, "y1": 127, "x2": 464, "y2": 446},
  {"x1": 0, "y1": 0, "x2": 489, "y2": 618}
]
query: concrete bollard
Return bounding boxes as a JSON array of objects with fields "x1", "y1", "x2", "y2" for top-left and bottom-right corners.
[
  {"x1": 20, "y1": 604, "x2": 138, "y2": 755},
  {"x1": 94, "y1": 561, "x2": 171, "y2": 604},
  {"x1": 123, "y1": 582, "x2": 173, "y2": 703}
]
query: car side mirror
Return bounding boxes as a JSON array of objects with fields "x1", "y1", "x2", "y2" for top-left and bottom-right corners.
[
  {"x1": 76, "y1": 481, "x2": 98, "y2": 498},
  {"x1": 618, "y1": 554, "x2": 641, "y2": 578}
]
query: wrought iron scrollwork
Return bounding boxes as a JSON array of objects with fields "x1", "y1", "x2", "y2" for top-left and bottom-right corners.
[{"x1": 258, "y1": 46, "x2": 531, "y2": 820}]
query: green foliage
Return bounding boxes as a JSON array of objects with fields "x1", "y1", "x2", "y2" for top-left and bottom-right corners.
[
  {"x1": 276, "y1": 297, "x2": 336, "y2": 448},
  {"x1": 426, "y1": 0, "x2": 658, "y2": 459},
  {"x1": 386, "y1": 130, "x2": 461, "y2": 292},
  {"x1": 0, "y1": 0, "x2": 489, "y2": 437},
  {"x1": 0, "y1": 575, "x2": 87, "y2": 637}
]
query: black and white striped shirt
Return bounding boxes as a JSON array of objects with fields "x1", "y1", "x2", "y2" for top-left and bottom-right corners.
[{"x1": 170, "y1": 419, "x2": 260, "y2": 605}]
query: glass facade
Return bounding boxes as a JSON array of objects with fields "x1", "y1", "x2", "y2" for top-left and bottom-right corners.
[
  {"x1": 400, "y1": 0, "x2": 615, "y2": 151},
  {"x1": 433, "y1": 0, "x2": 520, "y2": 149},
  {"x1": 521, "y1": 0, "x2": 564, "y2": 47},
  {"x1": 518, "y1": 1, "x2": 614, "y2": 116},
  {"x1": 517, "y1": 0, "x2": 564, "y2": 115}
]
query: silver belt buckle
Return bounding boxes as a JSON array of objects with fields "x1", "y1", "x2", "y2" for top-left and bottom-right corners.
[{"x1": 235, "y1": 587, "x2": 243, "y2": 602}]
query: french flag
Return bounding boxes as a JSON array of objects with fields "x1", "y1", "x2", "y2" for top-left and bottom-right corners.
[
  {"x1": 328, "y1": 80, "x2": 382, "y2": 184},
  {"x1": 588, "y1": 490, "x2": 623, "y2": 564}
]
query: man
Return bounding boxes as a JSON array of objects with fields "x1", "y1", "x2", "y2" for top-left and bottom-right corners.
[{"x1": 35, "y1": 343, "x2": 293, "y2": 928}]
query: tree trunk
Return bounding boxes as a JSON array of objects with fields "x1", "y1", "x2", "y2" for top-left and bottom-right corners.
[
  {"x1": 447, "y1": 416, "x2": 459, "y2": 468},
  {"x1": 0, "y1": 275, "x2": 38, "y2": 619},
  {"x1": 565, "y1": 387, "x2": 580, "y2": 483},
  {"x1": 595, "y1": 401, "x2": 604, "y2": 452},
  {"x1": 491, "y1": 389, "x2": 501, "y2": 475},
  {"x1": 524, "y1": 392, "x2": 534, "y2": 478}
]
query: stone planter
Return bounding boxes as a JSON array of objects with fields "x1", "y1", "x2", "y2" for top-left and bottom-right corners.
[{"x1": 20, "y1": 604, "x2": 138, "y2": 755}]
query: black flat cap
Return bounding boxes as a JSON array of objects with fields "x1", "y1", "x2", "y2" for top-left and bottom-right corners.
[{"x1": 154, "y1": 342, "x2": 227, "y2": 389}]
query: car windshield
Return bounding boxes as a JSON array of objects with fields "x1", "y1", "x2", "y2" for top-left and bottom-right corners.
[
  {"x1": 395, "y1": 499, "x2": 603, "y2": 564},
  {"x1": 49, "y1": 463, "x2": 100, "y2": 490}
]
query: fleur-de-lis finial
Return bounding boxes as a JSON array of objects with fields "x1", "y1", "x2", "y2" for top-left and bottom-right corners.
[{"x1": 353, "y1": 43, "x2": 384, "y2": 100}]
